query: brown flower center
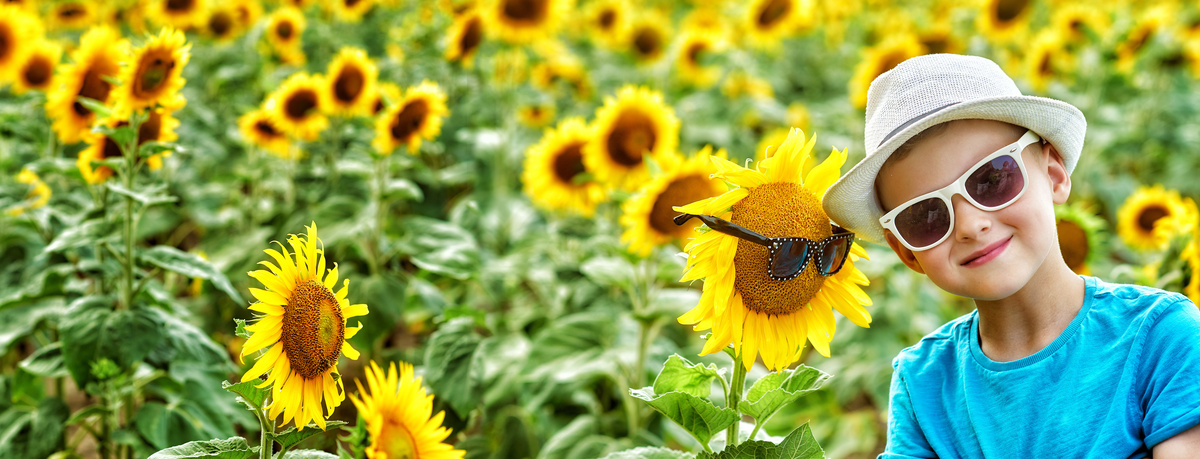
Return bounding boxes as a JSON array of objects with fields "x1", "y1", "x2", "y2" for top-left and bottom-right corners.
[
  {"x1": 167, "y1": 0, "x2": 194, "y2": 13},
  {"x1": 551, "y1": 142, "x2": 586, "y2": 185},
  {"x1": 281, "y1": 280, "x2": 345, "y2": 379},
  {"x1": 732, "y1": 182, "x2": 831, "y2": 315},
  {"x1": 874, "y1": 50, "x2": 909, "y2": 82},
  {"x1": 135, "y1": 52, "x2": 176, "y2": 98},
  {"x1": 277, "y1": 21, "x2": 294, "y2": 40},
  {"x1": 994, "y1": 0, "x2": 1028, "y2": 24},
  {"x1": 138, "y1": 110, "x2": 164, "y2": 144},
  {"x1": 1057, "y1": 219, "x2": 1088, "y2": 272},
  {"x1": 209, "y1": 10, "x2": 234, "y2": 37},
  {"x1": 22, "y1": 55, "x2": 53, "y2": 88},
  {"x1": 757, "y1": 0, "x2": 791, "y2": 28},
  {"x1": 502, "y1": 0, "x2": 547, "y2": 25},
  {"x1": 650, "y1": 174, "x2": 716, "y2": 237},
  {"x1": 1137, "y1": 205, "x2": 1169, "y2": 233},
  {"x1": 255, "y1": 119, "x2": 283, "y2": 138},
  {"x1": 598, "y1": 9, "x2": 615, "y2": 29},
  {"x1": 390, "y1": 99, "x2": 429, "y2": 142},
  {"x1": 459, "y1": 17, "x2": 483, "y2": 58},
  {"x1": 632, "y1": 26, "x2": 662, "y2": 60},
  {"x1": 284, "y1": 89, "x2": 318, "y2": 121},
  {"x1": 0, "y1": 25, "x2": 11, "y2": 63},
  {"x1": 333, "y1": 65, "x2": 365, "y2": 103},
  {"x1": 606, "y1": 109, "x2": 656, "y2": 166},
  {"x1": 57, "y1": 3, "x2": 86, "y2": 20},
  {"x1": 73, "y1": 62, "x2": 116, "y2": 117},
  {"x1": 686, "y1": 42, "x2": 707, "y2": 66}
]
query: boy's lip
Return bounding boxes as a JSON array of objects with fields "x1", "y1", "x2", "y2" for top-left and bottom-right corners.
[{"x1": 960, "y1": 236, "x2": 1012, "y2": 267}]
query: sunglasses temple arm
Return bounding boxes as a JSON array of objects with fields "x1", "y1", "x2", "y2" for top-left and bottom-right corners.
[{"x1": 674, "y1": 213, "x2": 774, "y2": 247}]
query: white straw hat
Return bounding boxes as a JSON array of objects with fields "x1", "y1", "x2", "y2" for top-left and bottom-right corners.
[{"x1": 822, "y1": 53, "x2": 1086, "y2": 245}]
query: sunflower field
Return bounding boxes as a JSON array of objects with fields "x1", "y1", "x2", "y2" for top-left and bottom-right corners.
[{"x1": 2, "y1": 0, "x2": 1200, "y2": 458}]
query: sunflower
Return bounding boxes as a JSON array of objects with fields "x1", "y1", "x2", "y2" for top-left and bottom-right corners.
[
  {"x1": 45, "y1": 26, "x2": 127, "y2": 144},
  {"x1": 372, "y1": 81, "x2": 449, "y2": 155},
  {"x1": 77, "y1": 107, "x2": 180, "y2": 183},
  {"x1": 203, "y1": 5, "x2": 243, "y2": 43},
  {"x1": 265, "y1": 7, "x2": 306, "y2": 64},
  {"x1": 331, "y1": 0, "x2": 374, "y2": 22},
  {"x1": 1117, "y1": 6, "x2": 1171, "y2": 74},
  {"x1": 848, "y1": 32, "x2": 924, "y2": 109},
  {"x1": 240, "y1": 108, "x2": 294, "y2": 158},
  {"x1": 1051, "y1": 3, "x2": 1110, "y2": 48},
  {"x1": 520, "y1": 117, "x2": 605, "y2": 217},
  {"x1": 1117, "y1": 185, "x2": 1194, "y2": 251},
  {"x1": 682, "y1": 6, "x2": 728, "y2": 36},
  {"x1": 583, "y1": 85, "x2": 679, "y2": 191},
  {"x1": 12, "y1": 39, "x2": 61, "y2": 94},
  {"x1": 444, "y1": 9, "x2": 484, "y2": 68},
  {"x1": 6, "y1": 168, "x2": 51, "y2": 217},
  {"x1": 977, "y1": 0, "x2": 1033, "y2": 44},
  {"x1": 112, "y1": 27, "x2": 190, "y2": 117},
  {"x1": 529, "y1": 58, "x2": 591, "y2": 100},
  {"x1": 1024, "y1": 30, "x2": 1070, "y2": 93},
  {"x1": 674, "y1": 27, "x2": 724, "y2": 88},
  {"x1": 743, "y1": 0, "x2": 811, "y2": 50},
  {"x1": 481, "y1": 0, "x2": 566, "y2": 44},
  {"x1": 321, "y1": 47, "x2": 378, "y2": 117},
  {"x1": 674, "y1": 128, "x2": 870, "y2": 370},
  {"x1": 365, "y1": 82, "x2": 401, "y2": 117},
  {"x1": 490, "y1": 48, "x2": 528, "y2": 87},
  {"x1": 917, "y1": 22, "x2": 963, "y2": 55},
  {"x1": 517, "y1": 103, "x2": 554, "y2": 127},
  {"x1": 626, "y1": 12, "x2": 670, "y2": 64},
  {"x1": 721, "y1": 71, "x2": 774, "y2": 100},
  {"x1": 786, "y1": 102, "x2": 810, "y2": 131},
  {"x1": 585, "y1": 0, "x2": 629, "y2": 49},
  {"x1": 145, "y1": 0, "x2": 206, "y2": 29},
  {"x1": 233, "y1": 0, "x2": 265, "y2": 32},
  {"x1": 1055, "y1": 201, "x2": 1105, "y2": 276},
  {"x1": 754, "y1": 128, "x2": 789, "y2": 162},
  {"x1": 1181, "y1": 219, "x2": 1200, "y2": 305},
  {"x1": 265, "y1": 72, "x2": 328, "y2": 141},
  {"x1": 47, "y1": 1, "x2": 96, "y2": 31},
  {"x1": 240, "y1": 223, "x2": 368, "y2": 431},
  {"x1": 349, "y1": 361, "x2": 465, "y2": 459},
  {"x1": 0, "y1": 4, "x2": 40, "y2": 82},
  {"x1": 620, "y1": 147, "x2": 729, "y2": 256}
]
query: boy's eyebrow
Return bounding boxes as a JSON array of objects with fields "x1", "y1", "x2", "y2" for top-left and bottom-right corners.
[{"x1": 880, "y1": 102, "x2": 960, "y2": 147}]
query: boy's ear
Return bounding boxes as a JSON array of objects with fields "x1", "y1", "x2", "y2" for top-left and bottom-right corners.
[
  {"x1": 884, "y1": 230, "x2": 925, "y2": 274},
  {"x1": 1042, "y1": 142, "x2": 1071, "y2": 205}
]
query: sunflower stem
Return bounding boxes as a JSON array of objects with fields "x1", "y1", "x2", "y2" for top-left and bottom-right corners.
[
  {"x1": 370, "y1": 154, "x2": 389, "y2": 275},
  {"x1": 119, "y1": 116, "x2": 143, "y2": 310},
  {"x1": 255, "y1": 403, "x2": 275, "y2": 459},
  {"x1": 726, "y1": 355, "x2": 747, "y2": 448}
]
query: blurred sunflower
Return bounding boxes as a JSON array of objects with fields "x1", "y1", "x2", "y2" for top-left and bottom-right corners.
[
  {"x1": 241, "y1": 223, "x2": 368, "y2": 431},
  {"x1": 1117, "y1": 185, "x2": 1193, "y2": 251},
  {"x1": 146, "y1": 0, "x2": 206, "y2": 29},
  {"x1": 626, "y1": 12, "x2": 670, "y2": 64},
  {"x1": 674, "y1": 27, "x2": 724, "y2": 88},
  {"x1": 233, "y1": 0, "x2": 265, "y2": 31},
  {"x1": 743, "y1": 0, "x2": 811, "y2": 50},
  {"x1": 444, "y1": 9, "x2": 484, "y2": 68},
  {"x1": 786, "y1": 102, "x2": 810, "y2": 130},
  {"x1": 1056, "y1": 201, "x2": 1105, "y2": 276},
  {"x1": 848, "y1": 33, "x2": 924, "y2": 109},
  {"x1": 113, "y1": 27, "x2": 190, "y2": 116},
  {"x1": 1181, "y1": 222, "x2": 1200, "y2": 305},
  {"x1": 584, "y1": 85, "x2": 679, "y2": 191},
  {"x1": 977, "y1": 0, "x2": 1033, "y2": 44},
  {"x1": 47, "y1": 1, "x2": 97, "y2": 31},
  {"x1": 721, "y1": 71, "x2": 774, "y2": 100},
  {"x1": 266, "y1": 7, "x2": 307, "y2": 64},
  {"x1": 517, "y1": 103, "x2": 554, "y2": 127},
  {"x1": 621, "y1": 146, "x2": 729, "y2": 256},
  {"x1": 0, "y1": 4, "x2": 40, "y2": 82},
  {"x1": 1024, "y1": 30, "x2": 1070, "y2": 93},
  {"x1": 674, "y1": 128, "x2": 871, "y2": 370},
  {"x1": 239, "y1": 108, "x2": 294, "y2": 158},
  {"x1": 77, "y1": 107, "x2": 180, "y2": 183},
  {"x1": 12, "y1": 39, "x2": 61, "y2": 94},
  {"x1": 321, "y1": 47, "x2": 378, "y2": 117},
  {"x1": 366, "y1": 82, "x2": 402, "y2": 117},
  {"x1": 265, "y1": 72, "x2": 328, "y2": 141},
  {"x1": 1052, "y1": 3, "x2": 1110, "y2": 48},
  {"x1": 372, "y1": 81, "x2": 448, "y2": 155},
  {"x1": 482, "y1": 0, "x2": 565, "y2": 44},
  {"x1": 1116, "y1": 6, "x2": 1171, "y2": 74},
  {"x1": 203, "y1": 5, "x2": 243, "y2": 43},
  {"x1": 682, "y1": 6, "x2": 728, "y2": 35},
  {"x1": 490, "y1": 48, "x2": 528, "y2": 87},
  {"x1": 530, "y1": 58, "x2": 591, "y2": 100},
  {"x1": 6, "y1": 168, "x2": 51, "y2": 217},
  {"x1": 331, "y1": 0, "x2": 374, "y2": 22},
  {"x1": 45, "y1": 26, "x2": 127, "y2": 144},
  {"x1": 521, "y1": 117, "x2": 605, "y2": 217},
  {"x1": 439, "y1": 0, "x2": 476, "y2": 17},
  {"x1": 585, "y1": 0, "x2": 629, "y2": 49},
  {"x1": 349, "y1": 361, "x2": 465, "y2": 459},
  {"x1": 917, "y1": 22, "x2": 963, "y2": 55}
]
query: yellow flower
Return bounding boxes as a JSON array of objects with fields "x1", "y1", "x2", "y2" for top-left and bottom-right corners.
[
  {"x1": 977, "y1": 0, "x2": 1034, "y2": 44},
  {"x1": 47, "y1": 1, "x2": 97, "y2": 31},
  {"x1": 265, "y1": 72, "x2": 328, "y2": 141},
  {"x1": 583, "y1": 85, "x2": 679, "y2": 191},
  {"x1": 529, "y1": 57, "x2": 591, "y2": 100},
  {"x1": 585, "y1": 0, "x2": 629, "y2": 49},
  {"x1": 1055, "y1": 201, "x2": 1106, "y2": 276},
  {"x1": 113, "y1": 27, "x2": 190, "y2": 116},
  {"x1": 491, "y1": 48, "x2": 528, "y2": 87},
  {"x1": 674, "y1": 27, "x2": 724, "y2": 88},
  {"x1": 755, "y1": 128, "x2": 790, "y2": 162},
  {"x1": 620, "y1": 146, "x2": 729, "y2": 256},
  {"x1": 77, "y1": 107, "x2": 180, "y2": 184},
  {"x1": 0, "y1": 4, "x2": 41, "y2": 83},
  {"x1": 265, "y1": 7, "x2": 306, "y2": 64},
  {"x1": 1181, "y1": 218, "x2": 1200, "y2": 305},
  {"x1": 1024, "y1": 30, "x2": 1070, "y2": 93},
  {"x1": 331, "y1": 0, "x2": 375, "y2": 22},
  {"x1": 626, "y1": 12, "x2": 671, "y2": 64},
  {"x1": 521, "y1": 117, "x2": 606, "y2": 217},
  {"x1": 1051, "y1": 3, "x2": 1110, "y2": 47},
  {"x1": 721, "y1": 72, "x2": 774, "y2": 100},
  {"x1": 372, "y1": 81, "x2": 449, "y2": 155},
  {"x1": 321, "y1": 47, "x2": 378, "y2": 117},
  {"x1": 241, "y1": 223, "x2": 368, "y2": 431},
  {"x1": 239, "y1": 108, "x2": 294, "y2": 159},
  {"x1": 481, "y1": 0, "x2": 566, "y2": 44},
  {"x1": 674, "y1": 128, "x2": 872, "y2": 370},
  {"x1": 45, "y1": 26, "x2": 128, "y2": 144},
  {"x1": 743, "y1": 0, "x2": 813, "y2": 50},
  {"x1": 517, "y1": 103, "x2": 555, "y2": 127},
  {"x1": 849, "y1": 32, "x2": 924, "y2": 109},
  {"x1": 12, "y1": 39, "x2": 62, "y2": 94},
  {"x1": 1117, "y1": 6, "x2": 1172, "y2": 74},
  {"x1": 1117, "y1": 185, "x2": 1193, "y2": 251},
  {"x1": 7, "y1": 168, "x2": 51, "y2": 216},
  {"x1": 349, "y1": 361, "x2": 465, "y2": 459},
  {"x1": 917, "y1": 22, "x2": 964, "y2": 55},
  {"x1": 146, "y1": 0, "x2": 207, "y2": 29},
  {"x1": 444, "y1": 9, "x2": 484, "y2": 68},
  {"x1": 203, "y1": 5, "x2": 244, "y2": 43}
]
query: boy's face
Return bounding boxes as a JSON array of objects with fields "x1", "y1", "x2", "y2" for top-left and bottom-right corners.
[{"x1": 875, "y1": 119, "x2": 1072, "y2": 301}]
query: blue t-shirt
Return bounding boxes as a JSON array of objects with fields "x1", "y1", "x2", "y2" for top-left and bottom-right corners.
[{"x1": 880, "y1": 276, "x2": 1200, "y2": 458}]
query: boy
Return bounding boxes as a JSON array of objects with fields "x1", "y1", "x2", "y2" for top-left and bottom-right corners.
[{"x1": 822, "y1": 54, "x2": 1200, "y2": 457}]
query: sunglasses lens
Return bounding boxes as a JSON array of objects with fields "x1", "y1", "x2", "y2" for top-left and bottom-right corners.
[
  {"x1": 771, "y1": 240, "x2": 809, "y2": 279},
  {"x1": 818, "y1": 237, "x2": 852, "y2": 276},
  {"x1": 966, "y1": 154, "x2": 1024, "y2": 207},
  {"x1": 895, "y1": 198, "x2": 951, "y2": 249}
]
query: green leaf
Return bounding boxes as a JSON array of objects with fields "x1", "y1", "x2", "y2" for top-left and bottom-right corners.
[
  {"x1": 139, "y1": 246, "x2": 245, "y2": 304},
  {"x1": 537, "y1": 416, "x2": 596, "y2": 459},
  {"x1": 400, "y1": 217, "x2": 480, "y2": 280},
  {"x1": 76, "y1": 96, "x2": 113, "y2": 120},
  {"x1": 139, "y1": 140, "x2": 183, "y2": 158},
  {"x1": 280, "y1": 451, "x2": 338, "y2": 459},
  {"x1": 59, "y1": 298, "x2": 165, "y2": 387},
  {"x1": 653, "y1": 355, "x2": 724, "y2": 398},
  {"x1": 42, "y1": 219, "x2": 108, "y2": 254},
  {"x1": 386, "y1": 178, "x2": 424, "y2": 202},
  {"x1": 629, "y1": 387, "x2": 738, "y2": 447},
  {"x1": 222, "y1": 380, "x2": 270, "y2": 412},
  {"x1": 423, "y1": 317, "x2": 482, "y2": 416},
  {"x1": 0, "y1": 299, "x2": 66, "y2": 352},
  {"x1": 107, "y1": 182, "x2": 179, "y2": 208},
  {"x1": 273, "y1": 421, "x2": 347, "y2": 451},
  {"x1": 146, "y1": 437, "x2": 257, "y2": 459},
  {"x1": 0, "y1": 397, "x2": 70, "y2": 459},
  {"x1": 234, "y1": 319, "x2": 250, "y2": 339},
  {"x1": 600, "y1": 447, "x2": 696, "y2": 459},
  {"x1": 696, "y1": 424, "x2": 824, "y2": 459},
  {"x1": 19, "y1": 342, "x2": 68, "y2": 378},
  {"x1": 740, "y1": 365, "x2": 831, "y2": 422},
  {"x1": 580, "y1": 256, "x2": 635, "y2": 288}
]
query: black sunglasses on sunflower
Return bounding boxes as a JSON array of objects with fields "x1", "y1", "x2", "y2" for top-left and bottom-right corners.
[
  {"x1": 673, "y1": 213, "x2": 855, "y2": 281},
  {"x1": 879, "y1": 130, "x2": 1041, "y2": 252}
]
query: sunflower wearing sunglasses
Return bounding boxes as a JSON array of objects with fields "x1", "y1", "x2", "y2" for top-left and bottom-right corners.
[{"x1": 673, "y1": 127, "x2": 872, "y2": 371}]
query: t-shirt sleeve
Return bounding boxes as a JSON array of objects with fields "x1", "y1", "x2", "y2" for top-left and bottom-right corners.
[
  {"x1": 878, "y1": 359, "x2": 937, "y2": 459},
  {"x1": 1139, "y1": 296, "x2": 1200, "y2": 448}
]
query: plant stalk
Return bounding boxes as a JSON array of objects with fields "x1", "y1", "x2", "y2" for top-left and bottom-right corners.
[
  {"x1": 255, "y1": 402, "x2": 275, "y2": 459},
  {"x1": 726, "y1": 356, "x2": 747, "y2": 448}
]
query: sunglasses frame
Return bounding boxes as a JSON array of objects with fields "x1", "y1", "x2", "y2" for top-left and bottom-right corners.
[
  {"x1": 879, "y1": 130, "x2": 1042, "y2": 252},
  {"x1": 674, "y1": 213, "x2": 855, "y2": 281}
]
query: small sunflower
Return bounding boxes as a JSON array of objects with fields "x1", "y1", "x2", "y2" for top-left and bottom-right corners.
[
  {"x1": 1052, "y1": 3, "x2": 1110, "y2": 47},
  {"x1": 113, "y1": 27, "x2": 190, "y2": 116},
  {"x1": 490, "y1": 48, "x2": 529, "y2": 87},
  {"x1": 372, "y1": 81, "x2": 449, "y2": 155},
  {"x1": 265, "y1": 72, "x2": 328, "y2": 141},
  {"x1": 1024, "y1": 30, "x2": 1070, "y2": 93},
  {"x1": 674, "y1": 128, "x2": 871, "y2": 370},
  {"x1": 520, "y1": 117, "x2": 605, "y2": 217},
  {"x1": 77, "y1": 107, "x2": 180, "y2": 183},
  {"x1": 674, "y1": 27, "x2": 724, "y2": 88},
  {"x1": 241, "y1": 223, "x2": 368, "y2": 431},
  {"x1": 1117, "y1": 6, "x2": 1171, "y2": 74},
  {"x1": 620, "y1": 146, "x2": 729, "y2": 256},
  {"x1": 848, "y1": 32, "x2": 924, "y2": 109},
  {"x1": 1056, "y1": 201, "x2": 1106, "y2": 276},
  {"x1": 239, "y1": 108, "x2": 294, "y2": 159},
  {"x1": 331, "y1": 0, "x2": 374, "y2": 22},
  {"x1": 682, "y1": 6, "x2": 728, "y2": 36},
  {"x1": 46, "y1": 1, "x2": 96, "y2": 31},
  {"x1": 583, "y1": 85, "x2": 680, "y2": 191},
  {"x1": 1117, "y1": 185, "x2": 1193, "y2": 251},
  {"x1": 917, "y1": 22, "x2": 963, "y2": 55},
  {"x1": 482, "y1": 0, "x2": 566, "y2": 44},
  {"x1": 365, "y1": 82, "x2": 402, "y2": 117},
  {"x1": 626, "y1": 12, "x2": 670, "y2": 64},
  {"x1": 146, "y1": 0, "x2": 206, "y2": 29},
  {"x1": 0, "y1": 4, "x2": 41, "y2": 82},
  {"x1": 12, "y1": 39, "x2": 62, "y2": 94},
  {"x1": 517, "y1": 103, "x2": 554, "y2": 127},
  {"x1": 265, "y1": 7, "x2": 306, "y2": 63},
  {"x1": 233, "y1": 0, "x2": 265, "y2": 32},
  {"x1": 6, "y1": 168, "x2": 51, "y2": 216},
  {"x1": 321, "y1": 47, "x2": 378, "y2": 117},
  {"x1": 349, "y1": 361, "x2": 465, "y2": 459},
  {"x1": 45, "y1": 26, "x2": 128, "y2": 144},
  {"x1": 721, "y1": 71, "x2": 774, "y2": 100},
  {"x1": 977, "y1": 0, "x2": 1033, "y2": 44},
  {"x1": 203, "y1": 5, "x2": 243, "y2": 43},
  {"x1": 743, "y1": 0, "x2": 812, "y2": 50},
  {"x1": 444, "y1": 9, "x2": 484, "y2": 68},
  {"x1": 585, "y1": 0, "x2": 629, "y2": 49},
  {"x1": 529, "y1": 58, "x2": 591, "y2": 100}
]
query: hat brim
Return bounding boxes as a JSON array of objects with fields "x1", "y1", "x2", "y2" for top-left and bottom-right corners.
[{"x1": 823, "y1": 94, "x2": 1086, "y2": 245}]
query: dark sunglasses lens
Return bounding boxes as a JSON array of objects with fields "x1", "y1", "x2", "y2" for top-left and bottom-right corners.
[
  {"x1": 966, "y1": 154, "x2": 1024, "y2": 207},
  {"x1": 818, "y1": 237, "x2": 852, "y2": 276},
  {"x1": 771, "y1": 240, "x2": 809, "y2": 279},
  {"x1": 895, "y1": 198, "x2": 951, "y2": 248}
]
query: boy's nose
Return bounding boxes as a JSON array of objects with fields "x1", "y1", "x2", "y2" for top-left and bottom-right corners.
[{"x1": 951, "y1": 194, "x2": 991, "y2": 242}]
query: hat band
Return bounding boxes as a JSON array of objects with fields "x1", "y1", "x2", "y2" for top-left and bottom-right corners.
[{"x1": 878, "y1": 102, "x2": 960, "y2": 147}]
